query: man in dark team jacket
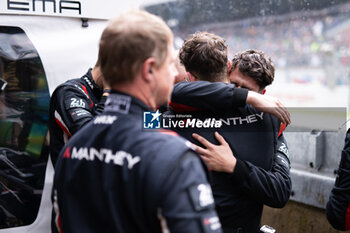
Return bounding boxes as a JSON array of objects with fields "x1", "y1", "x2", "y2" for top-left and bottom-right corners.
[
  {"x1": 327, "y1": 128, "x2": 350, "y2": 231},
  {"x1": 49, "y1": 65, "x2": 109, "y2": 165},
  {"x1": 168, "y1": 33, "x2": 291, "y2": 233},
  {"x1": 53, "y1": 11, "x2": 222, "y2": 233}
]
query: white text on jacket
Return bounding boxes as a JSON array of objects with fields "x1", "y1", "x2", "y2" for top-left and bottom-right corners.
[{"x1": 66, "y1": 147, "x2": 141, "y2": 169}]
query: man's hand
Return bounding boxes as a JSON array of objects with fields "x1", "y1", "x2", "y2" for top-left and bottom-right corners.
[
  {"x1": 246, "y1": 91, "x2": 291, "y2": 125},
  {"x1": 192, "y1": 132, "x2": 236, "y2": 173}
]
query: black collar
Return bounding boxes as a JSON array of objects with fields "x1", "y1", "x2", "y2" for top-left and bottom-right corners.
[
  {"x1": 81, "y1": 68, "x2": 103, "y2": 98},
  {"x1": 104, "y1": 91, "x2": 151, "y2": 115}
]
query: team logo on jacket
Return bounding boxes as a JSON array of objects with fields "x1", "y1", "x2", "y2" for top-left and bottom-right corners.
[
  {"x1": 94, "y1": 115, "x2": 117, "y2": 124},
  {"x1": 201, "y1": 214, "x2": 221, "y2": 233},
  {"x1": 64, "y1": 147, "x2": 141, "y2": 169},
  {"x1": 189, "y1": 183, "x2": 215, "y2": 211},
  {"x1": 143, "y1": 110, "x2": 162, "y2": 129},
  {"x1": 69, "y1": 98, "x2": 86, "y2": 108},
  {"x1": 278, "y1": 142, "x2": 289, "y2": 158}
]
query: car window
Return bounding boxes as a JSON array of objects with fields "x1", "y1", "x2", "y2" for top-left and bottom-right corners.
[{"x1": 0, "y1": 26, "x2": 49, "y2": 228}]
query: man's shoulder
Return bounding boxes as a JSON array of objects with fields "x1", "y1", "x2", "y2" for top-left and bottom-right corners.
[
  {"x1": 143, "y1": 129, "x2": 192, "y2": 149},
  {"x1": 76, "y1": 115, "x2": 192, "y2": 152},
  {"x1": 243, "y1": 105, "x2": 280, "y2": 122},
  {"x1": 66, "y1": 122, "x2": 195, "y2": 166},
  {"x1": 140, "y1": 130, "x2": 198, "y2": 173},
  {"x1": 52, "y1": 78, "x2": 91, "y2": 101},
  {"x1": 56, "y1": 78, "x2": 82, "y2": 92},
  {"x1": 129, "y1": 128, "x2": 195, "y2": 160}
]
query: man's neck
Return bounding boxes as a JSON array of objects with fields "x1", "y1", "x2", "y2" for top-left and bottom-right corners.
[
  {"x1": 91, "y1": 67, "x2": 104, "y2": 89},
  {"x1": 191, "y1": 70, "x2": 229, "y2": 83},
  {"x1": 111, "y1": 79, "x2": 157, "y2": 110},
  {"x1": 195, "y1": 77, "x2": 230, "y2": 83}
]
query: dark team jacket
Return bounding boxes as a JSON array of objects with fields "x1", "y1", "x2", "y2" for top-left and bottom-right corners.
[
  {"x1": 327, "y1": 128, "x2": 350, "y2": 231},
  {"x1": 52, "y1": 91, "x2": 222, "y2": 233},
  {"x1": 49, "y1": 68, "x2": 106, "y2": 165},
  {"x1": 168, "y1": 81, "x2": 291, "y2": 233}
]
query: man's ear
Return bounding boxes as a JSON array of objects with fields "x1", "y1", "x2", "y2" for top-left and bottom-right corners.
[
  {"x1": 141, "y1": 58, "x2": 156, "y2": 82},
  {"x1": 227, "y1": 60, "x2": 232, "y2": 73},
  {"x1": 187, "y1": 72, "x2": 196, "y2": 82}
]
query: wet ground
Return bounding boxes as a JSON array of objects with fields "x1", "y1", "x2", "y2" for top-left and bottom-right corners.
[{"x1": 262, "y1": 201, "x2": 342, "y2": 233}]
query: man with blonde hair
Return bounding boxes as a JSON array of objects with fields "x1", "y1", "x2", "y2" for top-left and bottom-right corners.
[{"x1": 52, "y1": 10, "x2": 222, "y2": 233}]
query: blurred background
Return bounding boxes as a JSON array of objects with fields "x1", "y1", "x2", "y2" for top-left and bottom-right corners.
[{"x1": 146, "y1": 0, "x2": 350, "y2": 108}]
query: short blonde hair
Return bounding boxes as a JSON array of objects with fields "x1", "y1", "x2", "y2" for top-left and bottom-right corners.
[{"x1": 98, "y1": 10, "x2": 173, "y2": 86}]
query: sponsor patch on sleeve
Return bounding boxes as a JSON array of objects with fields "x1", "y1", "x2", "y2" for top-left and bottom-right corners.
[
  {"x1": 276, "y1": 154, "x2": 290, "y2": 168},
  {"x1": 65, "y1": 97, "x2": 89, "y2": 110},
  {"x1": 69, "y1": 108, "x2": 92, "y2": 122},
  {"x1": 188, "y1": 183, "x2": 215, "y2": 211},
  {"x1": 277, "y1": 142, "x2": 289, "y2": 159},
  {"x1": 201, "y1": 213, "x2": 222, "y2": 233}
]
